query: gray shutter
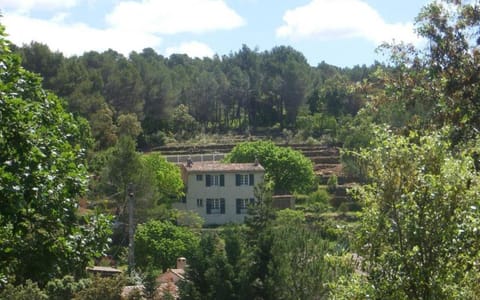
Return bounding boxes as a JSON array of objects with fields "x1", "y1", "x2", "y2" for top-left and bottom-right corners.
[
  {"x1": 220, "y1": 198, "x2": 225, "y2": 214},
  {"x1": 236, "y1": 199, "x2": 241, "y2": 214},
  {"x1": 249, "y1": 174, "x2": 254, "y2": 186},
  {"x1": 206, "y1": 199, "x2": 212, "y2": 214},
  {"x1": 220, "y1": 174, "x2": 225, "y2": 186},
  {"x1": 236, "y1": 174, "x2": 241, "y2": 186},
  {"x1": 206, "y1": 175, "x2": 211, "y2": 187}
]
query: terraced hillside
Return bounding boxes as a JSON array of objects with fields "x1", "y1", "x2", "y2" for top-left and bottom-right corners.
[
  {"x1": 155, "y1": 142, "x2": 358, "y2": 210},
  {"x1": 154, "y1": 142, "x2": 355, "y2": 187}
]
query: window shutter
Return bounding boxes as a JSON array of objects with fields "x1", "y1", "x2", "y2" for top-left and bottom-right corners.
[
  {"x1": 236, "y1": 199, "x2": 241, "y2": 214},
  {"x1": 220, "y1": 198, "x2": 225, "y2": 214},
  {"x1": 249, "y1": 174, "x2": 254, "y2": 186},
  {"x1": 220, "y1": 174, "x2": 225, "y2": 186},
  {"x1": 250, "y1": 198, "x2": 255, "y2": 205},
  {"x1": 236, "y1": 174, "x2": 241, "y2": 186},
  {"x1": 206, "y1": 199, "x2": 212, "y2": 214},
  {"x1": 206, "y1": 175, "x2": 211, "y2": 187}
]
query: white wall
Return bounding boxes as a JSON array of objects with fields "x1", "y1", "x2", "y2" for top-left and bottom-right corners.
[{"x1": 182, "y1": 171, "x2": 264, "y2": 225}]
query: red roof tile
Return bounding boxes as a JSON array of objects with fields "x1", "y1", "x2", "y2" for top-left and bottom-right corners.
[{"x1": 183, "y1": 162, "x2": 264, "y2": 172}]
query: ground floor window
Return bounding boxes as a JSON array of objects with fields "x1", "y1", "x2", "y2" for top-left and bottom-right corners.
[
  {"x1": 206, "y1": 198, "x2": 225, "y2": 214},
  {"x1": 236, "y1": 198, "x2": 254, "y2": 214}
]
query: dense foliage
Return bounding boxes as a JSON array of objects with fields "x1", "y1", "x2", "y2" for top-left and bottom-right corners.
[
  {"x1": 2, "y1": 0, "x2": 480, "y2": 298},
  {"x1": 180, "y1": 191, "x2": 354, "y2": 300},
  {"x1": 352, "y1": 129, "x2": 480, "y2": 298},
  {"x1": 134, "y1": 220, "x2": 199, "y2": 272},
  {"x1": 13, "y1": 42, "x2": 372, "y2": 150},
  {"x1": 0, "y1": 24, "x2": 111, "y2": 286}
]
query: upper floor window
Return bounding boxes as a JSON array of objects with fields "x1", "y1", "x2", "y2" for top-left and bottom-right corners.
[
  {"x1": 206, "y1": 174, "x2": 224, "y2": 187},
  {"x1": 196, "y1": 174, "x2": 203, "y2": 181},
  {"x1": 236, "y1": 174, "x2": 254, "y2": 186},
  {"x1": 196, "y1": 198, "x2": 203, "y2": 207}
]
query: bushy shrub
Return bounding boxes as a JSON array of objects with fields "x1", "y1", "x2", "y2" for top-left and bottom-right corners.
[
  {"x1": 309, "y1": 187, "x2": 330, "y2": 204},
  {"x1": 327, "y1": 175, "x2": 338, "y2": 193},
  {"x1": 74, "y1": 274, "x2": 126, "y2": 300},
  {"x1": 307, "y1": 187, "x2": 331, "y2": 213},
  {"x1": 0, "y1": 280, "x2": 48, "y2": 300},
  {"x1": 46, "y1": 275, "x2": 89, "y2": 300}
]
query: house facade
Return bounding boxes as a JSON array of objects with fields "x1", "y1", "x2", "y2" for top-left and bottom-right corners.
[{"x1": 174, "y1": 161, "x2": 265, "y2": 225}]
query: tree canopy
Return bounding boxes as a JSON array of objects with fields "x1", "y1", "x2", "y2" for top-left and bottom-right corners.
[
  {"x1": 225, "y1": 140, "x2": 315, "y2": 194},
  {"x1": 0, "y1": 24, "x2": 111, "y2": 285},
  {"x1": 351, "y1": 128, "x2": 480, "y2": 298},
  {"x1": 134, "y1": 220, "x2": 199, "y2": 272},
  {"x1": 13, "y1": 41, "x2": 373, "y2": 149}
]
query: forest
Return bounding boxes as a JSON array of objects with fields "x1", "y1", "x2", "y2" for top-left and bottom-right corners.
[
  {"x1": 12, "y1": 32, "x2": 371, "y2": 150},
  {"x1": 1, "y1": 0, "x2": 480, "y2": 299}
]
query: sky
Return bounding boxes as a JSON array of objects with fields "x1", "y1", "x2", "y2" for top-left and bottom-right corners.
[{"x1": 1, "y1": 0, "x2": 429, "y2": 67}]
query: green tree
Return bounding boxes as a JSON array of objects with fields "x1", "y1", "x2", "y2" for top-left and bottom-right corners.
[
  {"x1": 45, "y1": 275, "x2": 89, "y2": 300},
  {"x1": 231, "y1": 45, "x2": 263, "y2": 130},
  {"x1": 225, "y1": 141, "x2": 315, "y2": 194},
  {"x1": 180, "y1": 231, "x2": 239, "y2": 300},
  {"x1": 74, "y1": 274, "x2": 126, "y2": 300},
  {"x1": 171, "y1": 104, "x2": 200, "y2": 140},
  {"x1": 140, "y1": 153, "x2": 183, "y2": 204},
  {"x1": 99, "y1": 136, "x2": 142, "y2": 212},
  {"x1": 130, "y1": 49, "x2": 175, "y2": 137},
  {"x1": 0, "y1": 23, "x2": 111, "y2": 285},
  {"x1": 364, "y1": 0, "x2": 480, "y2": 144},
  {"x1": 353, "y1": 129, "x2": 480, "y2": 299},
  {"x1": 117, "y1": 113, "x2": 142, "y2": 139},
  {"x1": 89, "y1": 104, "x2": 118, "y2": 150},
  {"x1": 0, "y1": 280, "x2": 48, "y2": 300},
  {"x1": 134, "y1": 220, "x2": 199, "y2": 271},
  {"x1": 102, "y1": 51, "x2": 145, "y2": 120},
  {"x1": 135, "y1": 153, "x2": 184, "y2": 222},
  {"x1": 261, "y1": 46, "x2": 311, "y2": 128},
  {"x1": 14, "y1": 41, "x2": 63, "y2": 91},
  {"x1": 266, "y1": 210, "x2": 353, "y2": 300}
]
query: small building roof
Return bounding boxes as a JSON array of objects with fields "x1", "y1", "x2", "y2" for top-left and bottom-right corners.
[
  {"x1": 183, "y1": 162, "x2": 264, "y2": 173},
  {"x1": 86, "y1": 266, "x2": 122, "y2": 275}
]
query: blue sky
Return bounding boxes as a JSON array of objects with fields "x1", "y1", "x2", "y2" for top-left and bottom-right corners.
[{"x1": 1, "y1": 0, "x2": 429, "y2": 67}]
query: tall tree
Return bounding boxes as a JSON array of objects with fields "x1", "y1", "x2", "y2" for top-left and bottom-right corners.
[
  {"x1": 233, "y1": 45, "x2": 263, "y2": 130},
  {"x1": 366, "y1": 0, "x2": 480, "y2": 144},
  {"x1": 14, "y1": 41, "x2": 63, "y2": 90},
  {"x1": 99, "y1": 136, "x2": 142, "y2": 214},
  {"x1": 353, "y1": 129, "x2": 480, "y2": 299},
  {"x1": 266, "y1": 210, "x2": 352, "y2": 299},
  {"x1": 130, "y1": 49, "x2": 175, "y2": 136},
  {"x1": 0, "y1": 24, "x2": 111, "y2": 285},
  {"x1": 102, "y1": 51, "x2": 145, "y2": 119},
  {"x1": 262, "y1": 46, "x2": 311, "y2": 128}
]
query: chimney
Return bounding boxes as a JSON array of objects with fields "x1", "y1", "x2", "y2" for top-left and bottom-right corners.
[
  {"x1": 176, "y1": 257, "x2": 187, "y2": 270},
  {"x1": 254, "y1": 157, "x2": 259, "y2": 166}
]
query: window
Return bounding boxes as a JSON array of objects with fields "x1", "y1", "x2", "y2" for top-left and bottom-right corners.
[
  {"x1": 206, "y1": 198, "x2": 225, "y2": 214},
  {"x1": 196, "y1": 174, "x2": 203, "y2": 181},
  {"x1": 206, "y1": 174, "x2": 224, "y2": 187},
  {"x1": 236, "y1": 174, "x2": 255, "y2": 186},
  {"x1": 236, "y1": 198, "x2": 254, "y2": 214},
  {"x1": 196, "y1": 198, "x2": 203, "y2": 207}
]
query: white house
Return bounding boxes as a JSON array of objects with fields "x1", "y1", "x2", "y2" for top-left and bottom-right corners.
[{"x1": 174, "y1": 160, "x2": 265, "y2": 225}]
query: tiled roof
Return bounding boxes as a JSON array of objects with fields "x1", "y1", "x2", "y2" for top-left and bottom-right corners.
[{"x1": 183, "y1": 162, "x2": 264, "y2": 172}]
